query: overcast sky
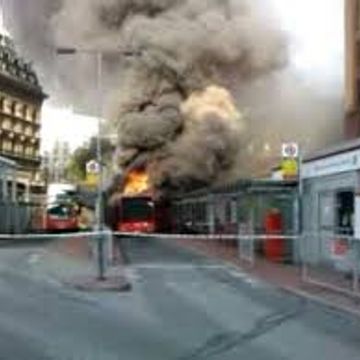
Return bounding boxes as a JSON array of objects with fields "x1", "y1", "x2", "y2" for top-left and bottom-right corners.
[{"x1": 0, "y1": 0, "x2": 344, "y2": 153}]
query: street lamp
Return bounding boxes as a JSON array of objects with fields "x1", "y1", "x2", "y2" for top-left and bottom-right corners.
[{"x1": 56, "y1": 46, "x2": 139, "y2": 280}]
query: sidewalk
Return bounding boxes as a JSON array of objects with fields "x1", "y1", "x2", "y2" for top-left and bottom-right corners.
[{"x1": 173, "y1": 237, "x2": 360, "y2": 316}]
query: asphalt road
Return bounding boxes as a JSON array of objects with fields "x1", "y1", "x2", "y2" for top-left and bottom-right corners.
[{"x1": 0, "y1": 236, "x2": 359, "y2": 359}]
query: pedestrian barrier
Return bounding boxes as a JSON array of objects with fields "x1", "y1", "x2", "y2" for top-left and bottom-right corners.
[
  {"x1": 0, "y1": 201, "x2": 43, "y2": 234},
  {"x1": 301, "y1": 233, "x2": 360, "y2": 297},
  {"x1": 2, "y1": 229, "x2": 360, "y2": 298}
]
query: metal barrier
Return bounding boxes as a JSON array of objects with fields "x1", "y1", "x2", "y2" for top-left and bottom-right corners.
[
  {"x1": 301, "y1": 233, "x2": 360, "y2": 297},
  {"x1": 0, "y1": 201, "x2": 43, "y2": 234},
  {"x1": 2, "y1": 228, "x2": 360, "y2": 298}
]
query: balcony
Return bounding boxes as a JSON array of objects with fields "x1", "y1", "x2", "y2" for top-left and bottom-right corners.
[
  {"x1": 0, "y1": 149, "x2": 41, "y2": 164},
  {"x1": 0, "y1": 110, "x2": 40, "y2": 126}
]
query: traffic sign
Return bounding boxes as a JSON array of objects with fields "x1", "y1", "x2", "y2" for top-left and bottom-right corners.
[
  {"x1": 86, "y1": 160, "x2": 100, "y2": 174},
  {"x1": 281, "y1": 158, "x2": 298, "y2": 178},
  {"x1": 282, "y1": 142, "x2": 299, "y2": 158},
  {"x1": 85, "y1": 173, "x2": 99, "y2": 187}
]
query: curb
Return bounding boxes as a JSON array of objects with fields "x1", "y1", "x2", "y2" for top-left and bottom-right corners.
[{"x1": 280, "y1": 285, "x2": 360, "y2": 318}]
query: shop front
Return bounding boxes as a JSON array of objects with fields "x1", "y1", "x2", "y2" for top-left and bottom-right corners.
[{"x1": 302, "y1": 142, "x2": 360, "y2": 269}]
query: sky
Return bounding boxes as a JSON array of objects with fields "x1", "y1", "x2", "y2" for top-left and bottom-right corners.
[
  {"x1": 0, "y1": 0, "x2": 345, "y2": 154},
  {"x1": 272, "y1": 0, "x2": 343, "y2": 84},
  {"x1": 41, "y1": 106, "x2": 98, "y2": 152}
]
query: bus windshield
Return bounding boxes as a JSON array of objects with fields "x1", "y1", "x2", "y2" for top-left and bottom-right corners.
[{"x1": 121, "y1": 197, "x2": 154, "y2": 221}]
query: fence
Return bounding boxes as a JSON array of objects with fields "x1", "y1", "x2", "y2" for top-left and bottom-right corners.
[
  {"x1": 301, "y1": 233, "x2": 360, "y2": 297},
  {"x1": 0, "y1": 201, "x2": 43, "y2": 234}
]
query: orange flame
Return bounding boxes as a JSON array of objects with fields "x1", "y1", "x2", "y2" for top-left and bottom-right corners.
[{"x1": 123, "y1": 169, "x2": 150, "y2": 195}]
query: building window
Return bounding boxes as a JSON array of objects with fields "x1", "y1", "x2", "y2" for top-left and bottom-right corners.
[
  {"x1": 318, "y1": 189, "x2": 354, "y2": 235},
  {"x1": 336, "y1": 191, "x2": 354, "y2": 235},
  {"x1": 14, "y1": 102, "x2": 24, "y2": 118},
  {"x1": 2, "y1": 98, "x2": 13, "y2": 115},
  {"x1": 25, "y1": 146, "x2": 34, "y2": 156},
  {"x1": 33, "y1": 109, "x2": 39, "y2": 123},
  {"x1": 14, "y1": 143, "x2": 23, "y2": 154},
  {"x1": 2, "y1": 140, "x2": 12, "y2": 152},
  {"x1": 26, "y1": 106, "x2": 33, "y2": 122},
  {"x1": 25, "y1": 126, "x2": 33, "y2": 136},
  {"x1": 1, "y1": 117, "x2": 12, "y2": 130},
  {"x1": 13, "y1": 122, "x2": 22, "y2": 134}
]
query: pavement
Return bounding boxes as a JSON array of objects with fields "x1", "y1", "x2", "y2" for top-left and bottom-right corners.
[{"x1": 0, "y1": 235, "x2": 360, "y2": 359}]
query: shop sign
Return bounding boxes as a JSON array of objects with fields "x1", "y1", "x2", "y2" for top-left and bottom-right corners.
[{"x1": 302, "y1": 149, "x2": 360, "y2": 179}]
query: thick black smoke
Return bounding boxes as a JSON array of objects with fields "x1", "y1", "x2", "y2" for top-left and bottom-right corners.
[{"x1": 49, "y1": 0, "x2": 286, "y2": 194}]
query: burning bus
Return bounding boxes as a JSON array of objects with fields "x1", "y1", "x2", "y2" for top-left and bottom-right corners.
[{"x1": 108, "y1": 168, "x2": 172, "y2": 234}]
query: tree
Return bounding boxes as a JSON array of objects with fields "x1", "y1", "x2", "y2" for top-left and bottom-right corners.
[{"x1": 66, "y1": 137, "x2": 115, "y2": 182}]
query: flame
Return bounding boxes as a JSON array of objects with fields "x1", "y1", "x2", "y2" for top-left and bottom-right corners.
[
  {"x1": 181, "y1": 85, "x2": 241, "y2": 122},
  {"x1": 123, "y1": 169, "x2": 150, "y2": 195}
]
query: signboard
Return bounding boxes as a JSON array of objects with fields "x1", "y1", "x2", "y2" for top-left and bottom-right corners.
[
  {"x1": 282, "y1": 142, "x2": 299, "y2": 158},
  {"x1": 302, "y1": 149, "x2": 360, "y2": 179},
  {"x1": 86, "y1": 160, "x2": 100, "y2": 174},
  {"x1": 280, "y1": 142, "x2": 299, "y2": 179},
  {"x1": 85, "y1": 173, "x2": 99, "y2": 187},
  {"x1": 281, "y1": 158, "x2": 298, "y2": 178}
]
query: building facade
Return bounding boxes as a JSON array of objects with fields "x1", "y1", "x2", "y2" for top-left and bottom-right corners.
[
  {"x1": 43, "y1": 140, "x2": 71, "y2": 183},
  {"x1": 0, "y1": 33, "x2": 47, "y2": 201},
  {"x1": 345, "y1": 0, "x2": 360, "y2": 137}
]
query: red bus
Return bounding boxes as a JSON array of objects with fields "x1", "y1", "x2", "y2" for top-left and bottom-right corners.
[
  {"x1": 116, "y1": 196, "x2": 155, "y2": 233},
  {"x1": 109, "y1": 195, "x2": 172, "y2": 234},
  {"x1": 45, "y1": 203, "x2": 79, "y2": 232}
]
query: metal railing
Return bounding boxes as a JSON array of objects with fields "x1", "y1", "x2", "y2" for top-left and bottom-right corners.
[
  {"x1": 0, "y1": 201, "x2": 43, "y2": 234},
  {"x1": 301, "y1": 233, "x2": 360, "y2": 297}
]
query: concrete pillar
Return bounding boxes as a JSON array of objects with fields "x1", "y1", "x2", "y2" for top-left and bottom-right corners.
[
  {"x1": 2, "y1": 174, "x2": 8, "y2": 201},
  {"x1": 11, "y1": 174, "x2": 17, "y2": 203}
]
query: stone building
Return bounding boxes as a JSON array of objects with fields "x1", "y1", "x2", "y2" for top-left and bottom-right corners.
[{"x1": 0, "y1": 32, "x2": 47, "y2": 201}]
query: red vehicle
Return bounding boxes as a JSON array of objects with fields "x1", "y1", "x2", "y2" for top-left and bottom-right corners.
[
  {"x1": 45, "y1": 203, "x2": 79, "y2": 232},
  {"x1": 116, "y1": 196, "x2": 155, "y2": 233},
  {"x1": 109, "y1": 195, "x2": 172, "y2": 234}
]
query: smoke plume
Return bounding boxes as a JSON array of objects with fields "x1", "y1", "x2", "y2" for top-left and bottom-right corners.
[{"x1": 47, "y1": 0, "x2": 286, "y2": 194}]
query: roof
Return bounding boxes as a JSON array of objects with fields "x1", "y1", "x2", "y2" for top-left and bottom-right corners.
[
  {"x1": 304, "y1": 138, "x2": 360, "y2": 163},
  {"x1": 0, "y1": 33, "x2": 47, "y2": 101},
  {"x1": 173, "y1": 178, "x2": 298, "y2": 200}
]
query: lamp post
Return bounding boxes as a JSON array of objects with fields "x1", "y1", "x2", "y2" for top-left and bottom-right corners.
[
  {"x1": 56, "y1": 48, "x2": 106, "y2": 280},
  {"x1": 56, "y1": 47, "x2": 141, "y2": 280}
]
